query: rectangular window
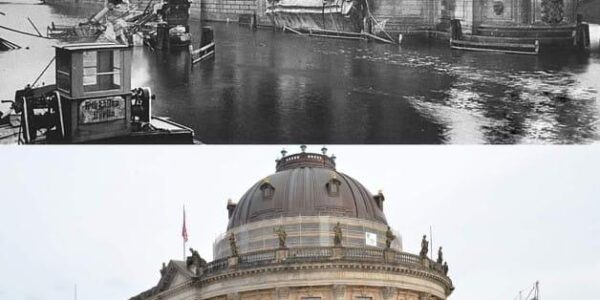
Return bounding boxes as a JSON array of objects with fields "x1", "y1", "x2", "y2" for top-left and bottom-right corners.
[
  {"x1": 356, "y1": 297, "x2": 372, "y2": 300},
  {"x1": 83, "y1": 50, "x2": 121, "y2": 92}
]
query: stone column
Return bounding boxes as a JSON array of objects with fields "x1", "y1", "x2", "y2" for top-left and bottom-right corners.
[
  {"x1": 333, "y1": 285, "x2": 346, "y2": 300},
  {"x1": 382, "y1": 287, "x2": 397, "y2": 300}
]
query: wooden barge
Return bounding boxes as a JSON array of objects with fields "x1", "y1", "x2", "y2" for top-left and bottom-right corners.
[{"x1": 1, "y1": 42, "x2": 195, "y2": 144}]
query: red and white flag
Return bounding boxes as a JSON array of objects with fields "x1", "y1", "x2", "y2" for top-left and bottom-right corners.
[{"x1": 182, "y1": 206, "x2": 188, "y2": 243}]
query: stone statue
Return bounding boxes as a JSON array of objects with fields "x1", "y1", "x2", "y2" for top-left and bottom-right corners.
[
  {"x1": 160, "y1": 262, "x2": 167, "y2": 276},
  {"x1": 333, "y1": 222, "x2": 343, "y2": 247},
  {"x1": 229, "y1": 232, "x2": 239, "y2": 257},
  {"x1": 186, "y1": 247, "x2": 206, "y2": 274},
  {"x1": 443, "y1": 261, "x2": 449, "y2": 275},
  {"x1": 419, "y1": 235, "x2": 429, "y2": 257},
  {"x1": 437, "y1": 246, "x2": 443, "y2": 264},
  {"x1": 385, "y1": 226, "x2": 396, "y2": 249},
  {"x1": 274, "y1": 226, "x2": 287, "y2": 248}
]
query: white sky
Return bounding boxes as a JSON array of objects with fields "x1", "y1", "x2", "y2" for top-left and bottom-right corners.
[{"x1": 0, "y1": 145, "x2": 599, "y2": 300}]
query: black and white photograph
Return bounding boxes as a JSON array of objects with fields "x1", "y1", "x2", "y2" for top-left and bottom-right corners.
[{"x1": 0, "y1": 0, "x2": 599, "y2": 143}]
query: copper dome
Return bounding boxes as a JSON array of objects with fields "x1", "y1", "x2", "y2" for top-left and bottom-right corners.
[{"x1": 227, "y1": 151, "x2": 388, "y2": 229}]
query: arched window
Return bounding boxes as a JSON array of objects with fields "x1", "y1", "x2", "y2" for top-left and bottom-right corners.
[
  {"x1": 260, "y1": 180, "x2": 275, "y2": 199},
  {"x1": 326, "y1": 175, "x2": 342, "y2": 197}
]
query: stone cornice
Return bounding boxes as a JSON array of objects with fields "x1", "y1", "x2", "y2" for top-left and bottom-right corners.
[{"x1": 198, "y1": 260, "x2": 453, "y2": 294}]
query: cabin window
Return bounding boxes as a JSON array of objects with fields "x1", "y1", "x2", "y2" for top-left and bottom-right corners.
[
  {"x1": 260, "y1": 182, "x2": 275, "y2": 199},
  {"x1": 83, "y1": 50, "x2": 121, "y2": 92},
  {"x1": 56, "y1": 50, "x2": 71, "y2": 93},
  {"x1": 326, "y1": 178, "x2": 341, "y2": 197}
]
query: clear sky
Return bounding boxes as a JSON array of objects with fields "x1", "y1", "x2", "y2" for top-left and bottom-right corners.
[{"x1": 0, "y1": 145, "x2": 599, "y2": 300}]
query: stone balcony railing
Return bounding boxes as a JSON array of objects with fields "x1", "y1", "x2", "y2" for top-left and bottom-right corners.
[{"x1": 201, "y1": 246, "x2": 451, "y2": 289}]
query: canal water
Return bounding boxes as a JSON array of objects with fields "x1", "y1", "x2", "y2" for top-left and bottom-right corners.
[{"x1": 1, "y1": 1, "x2": 599, "y2": 144}]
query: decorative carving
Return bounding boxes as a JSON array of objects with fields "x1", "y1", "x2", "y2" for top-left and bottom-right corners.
[
  {"x1": 333, "y1": 284, "x2": 346, "y2": 299},
  {"x1": 385, "y1": 226, "x2": 396, "y2": 249},
  {"x1": 275, "y1": 287, "x2": 290, "y2": 300},
  {"x1": 493, "y1": 1, "x2": 504, "y2": 15},
  {"x1": 382, "y1": 286, "x2": 397, "y2": 299},
  {"x1": 419, "y1": 235, "x2": 429, "y2": 258},
  {"x1": 229, "y1": 232, "x2": 239, "y2": 257},
  {"x1": 274, "y1": 226, "x2": 287, "y2": 248},
  {"x1": 541, "y1": 0, "x2": 564, "y2": 24},
  {"x1": 437, "y1": 246, "x2": 443, "y2": 264},
  {"x1": 333, "y1": 222, "x2": 343, "y2": 247}
]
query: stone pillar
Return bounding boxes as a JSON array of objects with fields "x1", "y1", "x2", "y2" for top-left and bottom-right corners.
[
  {"x1": 384, "y1": 249, "x2": 396, "y2": 263},
  {"x1": 382, "y1": 287, "x2": 397, "y2": 300},
  {"x1": 276, "y1": 248, "x2": 289, "y2": 262},
  {"x1": 421, "y1": 257, "x2": 430, "y2": 269},
  {"x1": 228, "y1": 256, "x2": 239, "y2": 268},
  {"x1": 275, "y1": 287, "x2": 290, "y2": 300},
  {"x1": 333, "y1": 285, "x2": 346, "y2": 300},
  {"x1": 332, "y1": 247, "x2": 343, "y2": 259}
]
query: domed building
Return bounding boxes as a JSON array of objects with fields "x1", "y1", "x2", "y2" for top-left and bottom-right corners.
[{"x1": 130, "y1": 148, "x2": 454, "y2": 300}]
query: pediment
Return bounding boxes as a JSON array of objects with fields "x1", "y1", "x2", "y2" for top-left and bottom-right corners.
[{"x1": 156, "y1": 261, "x2": 194, "y2": 292}]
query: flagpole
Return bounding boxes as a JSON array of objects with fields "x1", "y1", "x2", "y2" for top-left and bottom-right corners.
[
  {"x1": 183, "y1": 205, "x2": 186, "y2": 261},
  {"x1": 429, "y1": 225, "x2": 433, "y2": 259}
]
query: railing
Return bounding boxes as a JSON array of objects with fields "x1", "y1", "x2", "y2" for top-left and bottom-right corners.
[
  {"x1": 202, "y1": 247, "x2": 448, "y2": 280},
  {"x1": 288, "y1": 247, "x2": 332, "y2": 258},
  {"x1": 239, "y1": 250, "x2": 275, "y2": 264},
  {"x1": 204, "y1": 258, "x2": 228, "y2": 274},
  {"x1": 343, "y1": 247, "x2": 384, "y2": 261},
  {"x1": 395, "y1": 252, "x2": 422, "y2": 267}
]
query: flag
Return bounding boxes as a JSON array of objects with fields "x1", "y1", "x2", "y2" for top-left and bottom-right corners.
[{"x1": 182, "y1": 206, "x2": 188, "y2": 242}]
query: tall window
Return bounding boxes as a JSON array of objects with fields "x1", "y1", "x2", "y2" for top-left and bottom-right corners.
[
  {"x1": 83, "y1": 50, "x2": 121, "y2": 92},
  {"x1": 326, "y1": 178, "x2": 341, "y2": 197},
  {"x1": 260, "y1": 182, "x2": 275, "y2": 199}
]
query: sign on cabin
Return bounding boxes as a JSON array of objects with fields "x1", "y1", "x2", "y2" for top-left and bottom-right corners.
[{"x1": 79, "y1": 96, "x2": 126, "y2": 124}]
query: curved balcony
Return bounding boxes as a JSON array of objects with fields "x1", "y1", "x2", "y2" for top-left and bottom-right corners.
[{"x1": 200, "y1": 246, "x2": 453, "y2": 294}]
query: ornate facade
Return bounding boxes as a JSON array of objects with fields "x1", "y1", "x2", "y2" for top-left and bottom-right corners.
[{"x1": 130, "y1": 148, "x2": 454, "y2": 300}]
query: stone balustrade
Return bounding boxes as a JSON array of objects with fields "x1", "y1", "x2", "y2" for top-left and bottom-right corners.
[{"x1": 202, "y1": 246, "x2": 449, "y2": 280}]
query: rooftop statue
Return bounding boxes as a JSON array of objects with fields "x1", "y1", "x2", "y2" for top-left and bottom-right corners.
[
  {"x1": 333, "y1": 222, "x2": 343, "y2": 247},
  {"x1": 186, "y1": 248, "x2": 206, "y2": 274},
  {"x1": 229, "y1": 233, "x2": 239, "y2": 257},
  {"x1": 420, "y1": 235, "x2": 429, "y2": 258},
  {"x1": 443, "y1": 261, "x2": 449, "y2": 275},
  {"x1": 385, "y1": 226, "x2": 396, "y2": 249},
  {"x1": 274, "y1": 226, "x2": 287, "y2": 248},
  {"x1": 437, "y1": 246, "x2": 444, "y2": 264}
]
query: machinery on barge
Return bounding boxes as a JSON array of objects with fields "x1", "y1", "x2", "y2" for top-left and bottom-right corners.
[{"x1": 0, "y1": 42, "x2": 195, "y2": 144}]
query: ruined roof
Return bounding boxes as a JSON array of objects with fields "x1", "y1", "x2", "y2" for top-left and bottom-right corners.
[{"x1": 227, "y1": 151, "x2": 387, "y2": 229}]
